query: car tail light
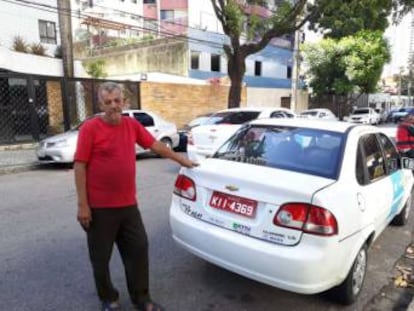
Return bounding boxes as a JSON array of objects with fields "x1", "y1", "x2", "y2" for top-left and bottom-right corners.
[
  {"x1": 273, "y1": 203, "x2": 338, "y2": 236},
  {"x1": 173, "y1": 174, "x2": 196, "y2": 201},
  {"x1": 188, "y1": 132, "x2": 194, "y2": 145}
]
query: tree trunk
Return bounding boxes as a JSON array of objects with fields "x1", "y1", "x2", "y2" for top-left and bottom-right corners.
[{"x1": 227, "y1": 53, "x2": 246, "y2": 108}]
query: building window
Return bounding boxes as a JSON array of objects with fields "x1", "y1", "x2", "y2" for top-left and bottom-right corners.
[
  {"x1": 161, "y1": 10, "x2": 174, "y2": 20},
  {"x1": 255, "y1": 61, "x2": 262, "y2": 76},
  {"x1": 211, "y1": 54, "x2": 220, "y2": 72},
  {"x1": 287, "y1": 66, "x2": 292, "y2": 79},
  {"x1": 191, "y1": 51, "x2": 200, "y2": 70},
  {"x1": 38, "y1": 20, "x2": 56, "y2": 44}
]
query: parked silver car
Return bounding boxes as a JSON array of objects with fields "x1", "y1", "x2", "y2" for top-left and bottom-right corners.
[
  {"x1": 36, "y1": 109, "x2": 179, "y2": 163},
  {"x1": 299, "y1": 108, "x2": 338, "y2": 120}
]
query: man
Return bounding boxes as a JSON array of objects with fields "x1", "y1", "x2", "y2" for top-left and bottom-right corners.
[
  {"x1": 396, "y1": 111, "x2": 414, "y2": 158},
  {"x1": 74, "y1": 82, "x2": 197, "y2": 311}
]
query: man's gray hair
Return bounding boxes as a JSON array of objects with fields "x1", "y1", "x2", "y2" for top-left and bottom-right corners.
[{"x1": 97, "y1": 82, "x2": 123, "y2": 103}]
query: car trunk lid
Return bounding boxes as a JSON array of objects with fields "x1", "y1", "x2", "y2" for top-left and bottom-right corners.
[{"x1": 176, "y1": 159, "x2": 336, "y2": 246}]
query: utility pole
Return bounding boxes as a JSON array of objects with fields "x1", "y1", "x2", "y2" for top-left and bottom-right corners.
[
  {"x1": 57, "y1": 0, "x2": 74, "y2": 131},
  {"x1": 57, "y1": 0, "x2": 74, "y2": 78},
  {"x1": 290, "y1": 28, "x2": 301, "y2": 112}
]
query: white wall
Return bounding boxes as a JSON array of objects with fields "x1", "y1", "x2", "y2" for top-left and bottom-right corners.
[
  {"x1": 188, "y1": 0, "x2": 223, "y2": 33},
  {"x1": 0, "y1": 0, "x2": 59, "y2": 55},
  {"x1": 247, "y1": 87, "x2": 291, "y2": 107},
  {"x1": 0, "y1": 46, "x2": 87, "y2": 77},
  {"x1": 247, "y1": 87, "x2": 308, "y2": 112}
]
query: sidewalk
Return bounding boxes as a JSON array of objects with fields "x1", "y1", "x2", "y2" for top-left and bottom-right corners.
[
  {"x1": 363, "y1": 242, "x2": 414, "y2": 311},
  {"x1": 0, "y1": 143, "x2": 42, "y2": 175}
]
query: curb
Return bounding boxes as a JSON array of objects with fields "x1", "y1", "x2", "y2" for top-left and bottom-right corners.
[
  {"x1": 0, "y1": 163, "x2": 42, "y2": 175},
  {"x1": 363, "y1": 242, "x2": 414, "y2": 311},
  {"x1": 0, "y1": 143, "x2": 38, "y2": 151}
]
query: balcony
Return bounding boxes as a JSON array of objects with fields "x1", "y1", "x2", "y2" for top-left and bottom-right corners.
[{"x1": 160, "y1": 0, "x2": 188, "y2": 10}]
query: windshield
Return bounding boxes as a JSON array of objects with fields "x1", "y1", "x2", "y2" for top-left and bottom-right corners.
[
  {"x1": 213, "y1": 125, "x2": 344, "y2": 179},
  {"x1": 300, "y1": 111, "x2": 318, "y2": 116},
  {"x1": 353, "y1": 109, "x2": 369, "y2": 115},
  {"x1": 203, "y1": 111, "x2": 260, "y2": 125},
  {"x1": 188, "y1": 116, "x2": 211, "y2": 127}
]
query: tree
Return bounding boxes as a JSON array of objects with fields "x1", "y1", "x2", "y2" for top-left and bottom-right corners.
[
  {"x1": 307, "y1": 0, "x2": 392, "y2": 38},
  {"x1": 210, "y1": 0, "x2": 307, "y2": 108},
  {"x1": 211, "y1": 0, "x2": 412, "y2": 108},
  {"x1": 302, "y1": 31, "x2": 390, "y2": 114}
]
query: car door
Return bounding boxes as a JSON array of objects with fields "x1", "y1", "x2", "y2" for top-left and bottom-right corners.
[
  {"x1": 355, "y1": 133, "x2": 394, "y2": 235},
  {"x1": 377, "y1": 133, "x2": 408, "y2": 222}
]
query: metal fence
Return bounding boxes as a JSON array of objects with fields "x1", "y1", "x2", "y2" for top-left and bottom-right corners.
[{"x1": 0, "y1": 72, "x2": 140, "y2": 146}]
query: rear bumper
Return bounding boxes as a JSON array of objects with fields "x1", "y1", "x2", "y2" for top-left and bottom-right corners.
[{"x1": 170, "y1": 199, "x2": 352, "y2": 294}]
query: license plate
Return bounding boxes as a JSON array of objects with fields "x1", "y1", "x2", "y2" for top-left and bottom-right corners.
[{"x1": 209, "y1": 191, "x2": 257, "y2": 218}]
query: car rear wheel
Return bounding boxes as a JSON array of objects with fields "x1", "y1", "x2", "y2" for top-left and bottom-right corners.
[
  {"x1": 330, "y1": 244, "x2": 367, "y2": 305},
  {"x1": 391, "y1": 190, "x2": 412, "y2": 226}
]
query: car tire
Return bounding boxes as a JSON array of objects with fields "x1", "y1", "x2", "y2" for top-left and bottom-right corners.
[
  {"x1": 329, "y1": 244, "x2": 367, "y2": 305},
  {"x1": 391, "y1": 190, "x2": 412, "y2": 226}
]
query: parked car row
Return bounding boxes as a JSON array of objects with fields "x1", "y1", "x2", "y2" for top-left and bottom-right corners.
[{"x1": 36, "y1": 105, "x2": 414, "y2": 306}]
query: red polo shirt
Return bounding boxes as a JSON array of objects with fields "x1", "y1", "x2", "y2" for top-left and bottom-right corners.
[{"x1": 74, "y1": 116, "x2": 155, "y2": 208}]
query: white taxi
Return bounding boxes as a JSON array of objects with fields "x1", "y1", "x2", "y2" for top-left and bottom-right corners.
[
  {"x1": 170, "y1": 118, "x2": 414, "y2": 305},
  {"x1": 187, "y1": 107, "x2": 296, "y2": 162}
]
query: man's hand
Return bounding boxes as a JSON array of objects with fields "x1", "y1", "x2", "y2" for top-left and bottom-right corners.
[
  {"x1": 180, "y1": 158, "x2": 199, "y2": 168},
  {"x1": 77, "y1": 204, "x2": 92, "y2": 231}
]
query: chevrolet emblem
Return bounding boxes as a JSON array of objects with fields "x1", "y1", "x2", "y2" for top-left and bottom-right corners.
[{"x1": 225, "y1": 185, "x2": 239, "y2": 191}]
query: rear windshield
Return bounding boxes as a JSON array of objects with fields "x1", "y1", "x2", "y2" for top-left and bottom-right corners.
[
  {"x1": 213, "y1": 125, "x2": 344, "y2": 179},
  {"x1": 353, "y1": 109, "x2": 369, "y2": 114},
  {"x1": 300, "y1": 111, "x2": 318, "y2": 116},
  {"x1": 203, "y1": 111, "x2": 261, "y2": 125}
]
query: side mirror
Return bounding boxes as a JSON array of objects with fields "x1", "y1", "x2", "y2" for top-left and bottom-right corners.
[{"x1": 401, "y1": 157, "x2": 414, "y2": 170}]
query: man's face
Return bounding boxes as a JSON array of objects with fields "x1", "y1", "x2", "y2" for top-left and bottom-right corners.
[
  {"x1": 406, "y1": 114, "x2": 414, "y2": 124},
  {"x1": 99, "y1": 89, "x2": 125, "y2": 123}
]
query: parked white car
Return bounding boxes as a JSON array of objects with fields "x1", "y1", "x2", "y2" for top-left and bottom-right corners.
[
  {"x1": 299, "y1": 108, "x2": 338, "y2": 120},
  {"x1": 345, "y1": 107, "x2": 380, "y2": 125},
  {"x1": 187, "y1": 107, "x2": 296, "y2": 162},
  {"x1": 36, "y1": 109, "x2": 179, "y2": 163},
  {"x1": 170, "y1": 118, "x2": 414, "y2": 305}
]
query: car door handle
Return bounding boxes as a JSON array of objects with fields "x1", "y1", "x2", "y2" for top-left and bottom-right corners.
[{"x1": 357, "y1": 193, "x2": 366, "y2": 212}]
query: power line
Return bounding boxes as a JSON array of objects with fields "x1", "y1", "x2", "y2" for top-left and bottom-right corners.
[
  {"x1": 0, "y1": 0, "x2": 292, "y2": 57},
  {"x1": 1, "y1": 0, "x2": 227, "y2": 49}
]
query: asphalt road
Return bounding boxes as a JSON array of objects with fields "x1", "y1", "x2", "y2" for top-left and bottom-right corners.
[{"x1": 0, "y1": 155, "x2": 412, "y2": 311}]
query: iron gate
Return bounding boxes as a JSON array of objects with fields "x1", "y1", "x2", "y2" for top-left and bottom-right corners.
[{"x1": 0, "y1": 73, "x2": 141, "y2": 146}]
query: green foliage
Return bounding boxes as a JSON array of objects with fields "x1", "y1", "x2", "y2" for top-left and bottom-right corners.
[
  {"x1": 83, "y1": 59, "x2": 107, "y2": 78},
  {"x1": 12, "y1": 36, "x2": 29, "y2": 53},
  {"x1": 302, "y1": 31, "x2": 390, "y2": 97},
  {"x1": 30, "y1": 43, "x2": 47, "y2": 56},
  {"x1": 223, "y1": 1, "x2": 244, "y2": 37},
  {"x1": 307, "y1": 0, "x2": 392, "y2": 38}
]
